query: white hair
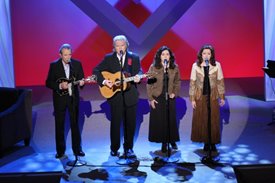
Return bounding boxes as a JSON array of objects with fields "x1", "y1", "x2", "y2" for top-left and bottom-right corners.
[{"x1": 113, "y1": 35, "x2": 129, "y2": 47}]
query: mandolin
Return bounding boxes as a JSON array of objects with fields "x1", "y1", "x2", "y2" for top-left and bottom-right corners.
[{"x1": 56, "y1": 75, "x2": 96, "y2": 96}]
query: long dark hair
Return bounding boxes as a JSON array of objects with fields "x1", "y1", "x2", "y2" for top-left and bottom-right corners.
[
  {"x1": 196, "y1": 44, "x2": 216, "y2": 67},
  {"x1": 153, "y1": 46, "x2": 176, "y2": 69}
]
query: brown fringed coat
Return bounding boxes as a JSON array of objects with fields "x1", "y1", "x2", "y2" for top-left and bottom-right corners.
[{"x1": 189, "y1": 61, "x2": 225, "y2": 144}]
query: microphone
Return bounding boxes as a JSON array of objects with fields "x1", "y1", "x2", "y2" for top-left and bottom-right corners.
[
  {"x1": 164, "y1": 59, "x2": 168, "y2": 67},
  {"x1": 119, "y1": 50, "x2": 123, "y2": 57},
  {"x1": 205, "y1": 59, "x2": 209, "y2": 67},
  {"x1": 163, "y1": 59, "x2": 168, "y2": 73},
  {"x1": 204, "y1": 59, "x2": 209, "y2": 75},
  {"x1": 118, "y1": 50, "x2": 124, "y2": 68}
]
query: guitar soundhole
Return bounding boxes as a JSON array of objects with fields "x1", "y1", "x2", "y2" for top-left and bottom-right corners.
[{"x1": 114, "y1": 79, "x2": 121, "y2": 86}]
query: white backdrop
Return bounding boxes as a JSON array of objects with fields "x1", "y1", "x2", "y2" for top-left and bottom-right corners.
[
  {"x1": 264, "y1": 0, "x2": 275, "y2": 101},
  {"x1": 0, "y1": 0, "x2": 14, "y2": 87}
]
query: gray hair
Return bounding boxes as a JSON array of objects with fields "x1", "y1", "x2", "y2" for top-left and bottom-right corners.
[
  {"x1": 59, "y1": 43, "x2": 72, "y2": 54},
  {"x1": 113, "y1": 35, "x2": 129, "y2": 48}
]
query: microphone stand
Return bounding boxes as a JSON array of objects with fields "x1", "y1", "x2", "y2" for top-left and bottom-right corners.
[
  {"x1": 201, "y1": 63, "x2": 219, "y2": 165},
  {"x1": 116, "y1": 52, "x2": 135, "y2": 165},
  {"x1": 66, "y1": 65, "x2": 86, "y2": 167},
  {"x1": 162, "y1": 62, "x2": 178, "y2": 163}
]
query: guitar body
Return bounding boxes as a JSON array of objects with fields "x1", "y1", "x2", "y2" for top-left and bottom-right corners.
[{"x1": 99, "y1": 71, "x2": 129, "y2": 99}]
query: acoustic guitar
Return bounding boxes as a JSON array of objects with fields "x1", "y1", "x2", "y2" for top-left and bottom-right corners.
[
  {"x1": 99, "y1": 71, "x2": 155, "y2": 98},
  {"x1": 56, "y1": 75, "x2": 96, "y2": 96}
]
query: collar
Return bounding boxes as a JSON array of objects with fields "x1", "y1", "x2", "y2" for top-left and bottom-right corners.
[{"x1": 116, "y1": 52, "x2": 126, "y2": 61}]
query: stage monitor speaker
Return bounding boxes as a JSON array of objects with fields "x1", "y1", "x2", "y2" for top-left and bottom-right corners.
[
  {"x1": 0, "y1": 171, "x2": 63, "y2": 183},
  {"x1": 233, "y1": 164, "x2": 275, "y2": 183}
]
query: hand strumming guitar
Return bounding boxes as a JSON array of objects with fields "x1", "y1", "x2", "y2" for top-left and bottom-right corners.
[
  {"x1": 103, "y1": 79, "x2": 114, "y2": 88},
  {"x1": 60, "y1": 81, "x2": 69, "y2": 89}
]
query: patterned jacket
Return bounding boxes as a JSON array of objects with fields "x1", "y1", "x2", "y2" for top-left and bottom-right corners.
[{"x1": 189, "y1": 61, "x2": 225, "y2": 101}]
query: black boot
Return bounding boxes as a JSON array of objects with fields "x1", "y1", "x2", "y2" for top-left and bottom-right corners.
[
  {"x1": 171, "y1": 142, "x2": 178, "y2": 150},
  {"x1": 161, "y1": 143, "x2": 167, "y2": 153},
  {"x1": 203, "y1": 144, "x2": 210, "y2": 151},
  {"x1": 211, "y1": 144, "x2": 217, "y2": 152}
]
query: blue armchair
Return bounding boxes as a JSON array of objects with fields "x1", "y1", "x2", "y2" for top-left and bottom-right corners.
[{"x1": 0, "y1": 87, "x2": 32, "y2": 157}]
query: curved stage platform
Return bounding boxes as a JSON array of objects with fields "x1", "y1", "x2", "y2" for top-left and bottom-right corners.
[{"x1": 1, "y1": 77, "x2": 275, "y2": 183}]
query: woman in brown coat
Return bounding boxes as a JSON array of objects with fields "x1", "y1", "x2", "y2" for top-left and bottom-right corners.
[
  {"x1": 147, "y1": 46, "x2": 181, "y2": 153},
  {"x1": 189, "y1": 44, "x2": 225, "y2": 152}
]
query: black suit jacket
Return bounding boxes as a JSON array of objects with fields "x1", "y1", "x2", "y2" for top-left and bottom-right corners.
[
  {"x1": 46, "y1": 58, "x2": 84, "y2": 104},
  {"x1": 93, "y1": 51, "x2": 142, "y2": 107}
]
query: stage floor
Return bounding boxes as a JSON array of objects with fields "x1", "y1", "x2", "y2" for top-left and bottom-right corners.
[{"x1": 1, "y1": 77, "x2": 275, "y2": 183}]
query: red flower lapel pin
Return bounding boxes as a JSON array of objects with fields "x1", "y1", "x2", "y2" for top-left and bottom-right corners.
[{"x1": 128, "y1": 58, "x2": 132, "y2": 65}]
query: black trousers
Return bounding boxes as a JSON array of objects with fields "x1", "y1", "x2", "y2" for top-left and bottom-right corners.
[
  {"x1": 54, "y1": 96, "x2": 82, "y2": 155},
  {"x1": 109, "y1": 98, "x2": 137, "y2": 152}
]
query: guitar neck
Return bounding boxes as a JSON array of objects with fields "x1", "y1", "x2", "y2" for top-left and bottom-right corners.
[
  {"x1": 73, "y1": 80, "x2": 81, "y2": 85},
  {"x1": 124, "y1": 76, "x2": 136, "y2": 83},
  {"x1": 72, "y1": 75, "x2": 96, "y2": 85},
  {"x1": 123, "y1": 74, "x2": 145, "y2": 83}
]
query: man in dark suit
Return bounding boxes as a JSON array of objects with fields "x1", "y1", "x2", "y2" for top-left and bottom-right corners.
[
  {"x1": 93, "y1": 35, "x2": 142, "y2": 158},
  {"x1": 46, "y1": 44, "x2": 85, "y2": 159}
]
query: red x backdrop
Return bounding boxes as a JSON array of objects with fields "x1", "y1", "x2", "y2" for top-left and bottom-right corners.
[{"x1": 11, "y1": 0, "x2": 264, "y2": 86}]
